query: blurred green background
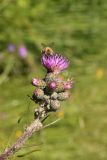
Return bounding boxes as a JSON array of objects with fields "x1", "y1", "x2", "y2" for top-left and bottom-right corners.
[{"x1": 0, "y1": 0, "x2": 107, "y2": 159}]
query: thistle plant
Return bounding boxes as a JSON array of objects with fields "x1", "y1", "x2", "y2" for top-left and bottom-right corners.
[
  {"x1": 0, "y1": 47, "x2": 73, "y2": 160},
  {"x1": 32, "y1": 48, "x2": 73, "y2": 117}
]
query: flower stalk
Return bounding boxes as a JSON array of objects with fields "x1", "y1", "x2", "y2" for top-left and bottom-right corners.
[{"x1": 0, "y1": 119, "x2": 42, "y2": 160}]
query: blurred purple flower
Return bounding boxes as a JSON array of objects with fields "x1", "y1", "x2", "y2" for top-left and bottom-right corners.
[
  {"x1": 18, "y1": 45, "x2": 27, "y2": 58},
  {"x1": 8, "y1": 44, "x2": 16, "y2": 53},
  {"x1": 41, "y1": 53, "x2": 70, "y2": 74}
]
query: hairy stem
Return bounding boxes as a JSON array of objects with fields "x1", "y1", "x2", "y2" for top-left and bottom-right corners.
[{"x1": 0, "y1": 119, "x2": 42, "y2": 160}]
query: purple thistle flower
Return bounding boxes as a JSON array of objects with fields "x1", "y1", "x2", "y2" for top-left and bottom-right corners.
[
  {"x1": 18, "y1": 45, "x2": 27, "y2": 58},
  {"x1": 7, "y1": 44, "x2": 16, "y2": 53},
  {"x1": 41, "y1": 53, "x2": 70, "y2": 74}
]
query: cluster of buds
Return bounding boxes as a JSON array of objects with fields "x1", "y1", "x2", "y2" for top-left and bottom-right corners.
[{"x1": 31, "y1": 47, "x2": 73, "y2": 119}]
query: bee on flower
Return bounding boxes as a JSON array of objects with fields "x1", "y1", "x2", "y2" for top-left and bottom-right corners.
[
  {"x1": 41, "y1": 47, "x2": 70, "y2": 74},
  {"x1": 42, "y1": 47, "x2": 54, "y2": 56}
]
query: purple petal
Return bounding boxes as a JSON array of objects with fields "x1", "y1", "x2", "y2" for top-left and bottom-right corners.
[{"x1": 41, "y1": 53, "x2": 70, "y2": 73}]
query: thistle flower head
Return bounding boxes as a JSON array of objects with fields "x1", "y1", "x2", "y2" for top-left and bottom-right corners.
[{"x1": 42, "y1": 53, "x2": 70, "y2": 74}]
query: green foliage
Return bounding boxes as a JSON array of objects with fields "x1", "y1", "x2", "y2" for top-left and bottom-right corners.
[{"x1": 0, "y1": 0, "x2": 107, "y2": 57}]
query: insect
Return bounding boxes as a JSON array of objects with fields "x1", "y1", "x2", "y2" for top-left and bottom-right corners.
[{"x1": 42, "y1": 47, "x2": 54, "y2": 55}]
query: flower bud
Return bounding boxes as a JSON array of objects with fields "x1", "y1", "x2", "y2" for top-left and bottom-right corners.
[
  {"x1": 54, "y1": 79, "x2": 73, "y2": 92},
  {"x1": 51, "y1": 92, "x2": 58, "y2": 99},
  {"x1": 63, "y1": 80, "x2": 73, "y2": 90},
  {"x1": 48, "y1": 81, "x2": 57, "y2": 90},
  {"x1": 55, "y1": 83, "x2": 65, "y2": 93},
  {"x1": 33, "y1": 88, "x2": 44, "y2": 100},
  {"x1": 57, "y1": 91, "x2": 70, "y2": 101},
  {"x1": 50, "y1": 100, "x2": 60, "y2": 111},
  {"x1": 32, "y1": 78, "x2": 46, "y2": 88}
]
